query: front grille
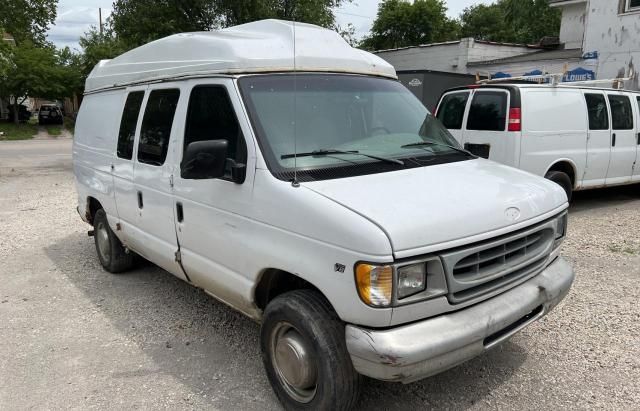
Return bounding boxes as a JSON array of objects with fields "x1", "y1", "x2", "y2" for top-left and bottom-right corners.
[{"x1": 441, "y1": 220, "x2": 555, "y2": 304}]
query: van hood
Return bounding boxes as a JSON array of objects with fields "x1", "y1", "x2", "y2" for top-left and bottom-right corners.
[{"x1": 302, "y1": 159, "x2": 567, "y2": 257}]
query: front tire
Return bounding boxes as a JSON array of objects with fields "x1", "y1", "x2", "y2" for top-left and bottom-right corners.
[
  {"x1": 545, "y1": 171, "x2": 573, "y2": 202},
  {"x1": 261, "y1": 290, "x2": 362, "y2": 410},
  {"x1": 93, "y1": 209, "x2": 134, "y2": 273}
]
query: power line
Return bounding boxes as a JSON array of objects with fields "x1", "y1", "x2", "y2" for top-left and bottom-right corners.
[{"x1": 335, "y1": 10, "x2": 375, "y2": 20}]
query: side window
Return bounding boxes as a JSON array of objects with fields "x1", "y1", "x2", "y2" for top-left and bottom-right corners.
[
  {"x1": 138, "y1": 89, "x2": 180, "y2": 166},
  {"x1": 584, "y1": 93, "x2": 609, "y2": 130},
  {"x1": 183, "y1": 85, "x2": 247, "y2": 179},
  {"x1": 608, "y1": 95, "x2": 633, "y2": 130},
  {"x1": 117, "y1": 91, "x2": 144, "y2": 159},
  {"x1": 466, "y1": 91, "x2": 508, "y2": 131},
  {"x1": 436, "y1": 92, "x2": 469, "y2": 129}
]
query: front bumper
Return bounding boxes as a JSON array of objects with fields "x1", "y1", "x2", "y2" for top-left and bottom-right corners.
[{"x1": 345, "y1": 256, "x2": 574, "y2": 383}]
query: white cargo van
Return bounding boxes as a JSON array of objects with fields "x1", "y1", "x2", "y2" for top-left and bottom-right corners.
[
  {"x1": 436, "y1": 83, "x2": 640, "y2": 200},
  {"x1": 74, "y1": 20, "x2": 574, "y2": 410}
]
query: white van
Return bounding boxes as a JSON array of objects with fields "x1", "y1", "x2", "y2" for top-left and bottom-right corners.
[
  {"x1": 73, "y1": 20, "x2": 574, "y2": 410},
  {"x1": 436, "y1": 83, "x2": 640, "y2": 200}
]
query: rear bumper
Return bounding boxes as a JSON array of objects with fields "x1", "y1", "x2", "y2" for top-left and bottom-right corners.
[{"x1": 345, "y1": 256, "x2": 574, "y2": 383}]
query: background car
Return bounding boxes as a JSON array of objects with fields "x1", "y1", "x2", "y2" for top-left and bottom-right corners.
[{"x1": 38, "y1": 104, "x2": 64, "y2": 125}]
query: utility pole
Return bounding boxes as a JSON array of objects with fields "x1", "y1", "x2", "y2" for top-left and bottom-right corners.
[{"x1": 99, "y1": 8, "x2": 103, "y2": 35}]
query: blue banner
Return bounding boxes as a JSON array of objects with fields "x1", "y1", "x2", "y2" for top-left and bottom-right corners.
[{"x1": 563, "y1": 67, "x2": 595, "y2": 82}]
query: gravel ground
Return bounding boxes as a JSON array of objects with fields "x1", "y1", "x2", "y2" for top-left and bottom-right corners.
[{"x1": 0, "y1": 141, "x2": 639, "y2": 410}]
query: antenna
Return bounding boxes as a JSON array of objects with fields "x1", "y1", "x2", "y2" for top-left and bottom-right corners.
[{"x1": 291, "y1": 19, "x2": 300, "y2": 187}]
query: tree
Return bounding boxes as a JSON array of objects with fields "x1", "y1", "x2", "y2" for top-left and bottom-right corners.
[
  {"x1": 460, "y1": 0, "x2": 560, "y2": 44},
  {"x1": 110, "y1": 0, "x2": 221, "y2": 48},
  {"x1": 360, "y1": 0, "x2": 459, "y2": 51},
  {"x1": 0, "y1": 42, "x2": 71, "y2": 124},
  {"x1": 109, "y1": 0, "x2": 352, "y2": 48},
  {"x1": 459, "y1": 4, "x2": 514, "y2": 42},
  {"x1": 79, "y1": 26, "x2": 130, "y2": 79},
  {"x1": 0, "y1": 0, "x2": 58, "y2": 45}
]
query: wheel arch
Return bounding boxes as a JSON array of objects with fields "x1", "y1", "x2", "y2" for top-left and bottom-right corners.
[
  {"x1": 85, "y1": 196, "x2": 103, "y2": 226},
  {"x1": 545, "y1": 159, "x2": 578, "y2": 189},
  {"x1": 254, "y1": 268, "x2": 329, "y2": 312}
]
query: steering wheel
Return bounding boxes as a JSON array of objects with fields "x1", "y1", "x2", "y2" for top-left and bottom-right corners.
[{"x1": 369, "y1": 126, "x2": 390, "y2": 136}]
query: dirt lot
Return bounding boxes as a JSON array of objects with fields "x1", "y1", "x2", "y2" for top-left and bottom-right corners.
[{"x1": 1, "y1": 139, "x2": 639, "y2": 410}]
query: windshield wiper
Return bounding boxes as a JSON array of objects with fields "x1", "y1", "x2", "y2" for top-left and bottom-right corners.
[
  {"x1": 281, "y1": 149, "x2": 404, "y2": 165},
  {"x1": 401, "y1": 141, "x2": 475, "y2": 157}
]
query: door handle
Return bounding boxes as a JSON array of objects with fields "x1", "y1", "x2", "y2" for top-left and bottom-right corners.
[
  {"x1": 137, "y1": 191, "x2": 143, "y2": 209},
  {"x1": 612, "y1": 133, "x2": 616, "y2": 147},
  {"x1": 176, "y1": 202, "x2": 184, "y2": 223}
]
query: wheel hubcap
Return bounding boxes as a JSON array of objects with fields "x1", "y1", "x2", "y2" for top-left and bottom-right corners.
[
  {"x1": 271, "y1": 322, "x2": 317, "y2": 403},
  {"x1": 96, "y1": 222, "x2": 111, "y2": 262}
]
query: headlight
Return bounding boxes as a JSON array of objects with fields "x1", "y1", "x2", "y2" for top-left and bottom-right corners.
[
  {"x1": 397, "y1": 263, "x2": 427, "y2": 299},
  {"x1": 355, "y1": 263, "x2": 393, "y2": 307}
]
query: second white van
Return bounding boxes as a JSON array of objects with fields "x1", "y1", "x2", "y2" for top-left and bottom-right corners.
[{"x1": 435, "y1": 83, "x2": 640, "y2": 200}]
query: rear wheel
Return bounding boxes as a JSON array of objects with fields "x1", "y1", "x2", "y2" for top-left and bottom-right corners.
[
  {"x1": 93, "y1": 209, "x2": 134, "y2": 273},
  {"x1": 545, "y1": 171, "x2": 573, "y2": 202},
  {"x1": 261, "y1": 290, "x2": 362, "y2": 410}
]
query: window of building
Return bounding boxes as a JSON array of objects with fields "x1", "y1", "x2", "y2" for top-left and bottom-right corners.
[
  {"x1": 466, "y1": 91, "x2": 508, "y2": 131},
  {"x1": 137, "y1": 89, "x2": 180, "y2": 166},
  {"x1": 117, "y1": 91, "x2": 145, "y2": 159},
  {"x1": 627, "y1": 0, "x2": 640, "y2": 12},
  {"x1": 608, "y1": 95, "x2": 634, "y2": 130},
  {"x1": 183, "y1": 85, "x2": 246, "y2": 179},
  {"x1": 584, "y1": 93, "x2": 609, "y2": 130},
  {"x1": 436, "y1": 92, "x2": 469, "y2": 129}
]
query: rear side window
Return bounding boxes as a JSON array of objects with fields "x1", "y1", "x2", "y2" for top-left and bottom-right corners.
[
  {"x1": 184, "y1": 85, "x2": 246, "y2": 179},
  {"x1": 436, "y1": 92, "x2": 468, "y2": 129},
  {"x1": 138, "y1": 89, "x2": 180, "y2": 166},
  {"x1": 584, "y1": 93, "x2": 609, "y2": 130},
  {"x1": 467, "y1": 91, "x2": 507, "y2": 131},
  {"x1": 608, "y1": 95, "x2": 633, "y2": 130},
  {"x1": 117, "y1": 91, "x2": 144, "y2": 159}
]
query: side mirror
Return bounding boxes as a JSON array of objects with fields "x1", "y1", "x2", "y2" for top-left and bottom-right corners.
[{"x1": 181, "y1": 140, "x2": 228, "y2": 180}]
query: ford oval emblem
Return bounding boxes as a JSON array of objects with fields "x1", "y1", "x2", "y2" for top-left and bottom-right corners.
[{"x1": 505, "y1": 207, "x2": 521, "y2": 221}]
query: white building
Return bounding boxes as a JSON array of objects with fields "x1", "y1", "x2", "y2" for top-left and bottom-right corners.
[{"x1": 375, "y1": 0, "x2": 640, "y2": 92}]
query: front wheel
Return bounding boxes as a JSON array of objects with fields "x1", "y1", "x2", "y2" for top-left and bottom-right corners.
[
  {"x1": 545, "y1": 171, "x2": 573, "y2": 202},
  {"x1": 261, "y1": 290, "x2": 362, "y2": 410},
  {"x1": 93, "y1": 209, "x2": 134, "y2": 273}
]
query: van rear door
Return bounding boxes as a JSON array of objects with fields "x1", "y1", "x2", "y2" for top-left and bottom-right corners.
[
  {"x1": 605, "y1": 92, "x2": 636, "y2": 185},
  {"x1": 435, "y1": 90, "x2": 470, "y2": 143},
  {"x1": 463, "y1": 88, "x2": 516, "y2": 166}
]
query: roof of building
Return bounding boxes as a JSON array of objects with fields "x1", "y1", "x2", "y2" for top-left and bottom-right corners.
[
  {"x1": 85, "y1": 19, "x2": 396, "y2": 93},
  {"x1": 374, "y1": 38, "x2": 540, "y2": 54},
  {"x1": 467, "y1": 48, "x2": 584, "y2": 67},
  {"x1": 549, "y1": 0, "x2": 587, "y2": 6}
]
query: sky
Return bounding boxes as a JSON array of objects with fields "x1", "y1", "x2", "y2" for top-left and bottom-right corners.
[{"x1": 47, "y1": 0, "x2": 493, "y2": 50}]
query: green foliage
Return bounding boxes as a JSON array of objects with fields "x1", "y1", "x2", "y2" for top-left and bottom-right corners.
[
  {"x1": 0, "y1": 0, "x2": 58, "y2": 45},
  {"x1": 218, "y1": 0, "x2": 349, "y2": 28},
  {"x1": 78, "y1": 27, "x2": 129, "y2": 79},
  {"x1": 360, "y1": 0, "x2": 460, "y2": 51},
  {"x1": 111, "y1": 0, "x2": 221, "y2": 48},
  {"x1": 460, "y1": 0, "x2": 560, "y2": 44},
  {"x1": 109, "y1": 0, "x2": 351, "y2": 49}
]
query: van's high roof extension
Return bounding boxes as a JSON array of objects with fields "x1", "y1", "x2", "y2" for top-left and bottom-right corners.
[{"x1": 85, "y1": 19, "x2": 397, "y2": 93}]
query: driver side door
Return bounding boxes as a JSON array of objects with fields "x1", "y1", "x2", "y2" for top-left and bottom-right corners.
[{"x1": 172, "y1": 79, "x2": 257, "y2": 311}]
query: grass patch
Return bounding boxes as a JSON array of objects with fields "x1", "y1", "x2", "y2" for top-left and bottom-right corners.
[
  {"x1": 0, "y1": 122, "x2": 38, "y2": 140},
  {"x1": 46, "y1": 126, "x2": 62, "y2": 136},
  {"x1": 63, "y1": 116, "x2": 75, "y2": 136}
]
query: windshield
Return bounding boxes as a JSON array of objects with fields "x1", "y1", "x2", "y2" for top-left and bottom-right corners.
[{"x1": 238, "y1": 74, "x2": 470, "y2": 181}]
